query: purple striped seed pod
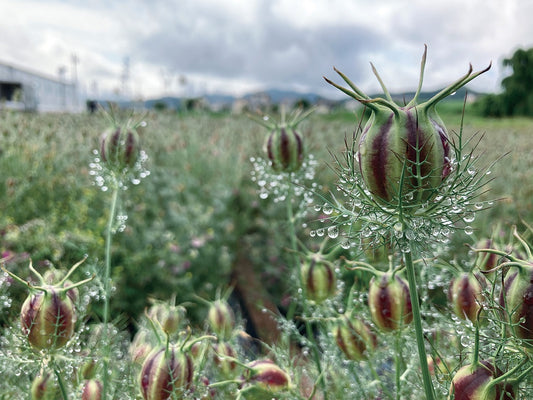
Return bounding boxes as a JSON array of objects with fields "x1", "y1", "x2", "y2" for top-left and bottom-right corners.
[
  {"x1": 325, "y1": 46, "x2": 490, "y2": 207},
  {"x1": 21, "y1": 288, "x2": 76, "y2": 350},
  {"x1": 333, "y1": 314, "x2": 377, "y2": 361},
  {"x1": 449, "y1": 360, "x2": 516, "y2": 400},
  {"x1": 474, "y1": 239, "x2": 500, "y2": 273},
  {"x1": 368, "y1": 273, "x2": 413, "y2": 332},
  {"x1": 300, "y1": 256, "x2": 336, "y2": 303},
  {"x1": 207, "y1": 300, "x2": 235, "y2": 341},
  {"x1": 82, "y1": 379, "x2": 103, "y2": 400},
  {"x1": 31, "y1": 371, "x2": 60, "y2": 400},
  {"x1": 265, "y1": 126, "x2": 304, "y2": 173},
  {"x1": 500, "y1": 264, "x2": 533, "y2": 346},
  {"x1": 448, "y1": 273, "x2": 484, "y2": 323},
  {"x1": 100, "y1": 126, "x2": 140, "y2": 171},
  {"x1": 243, "y1": 359, "x2": 291, "y2": 393},
  {"x1": 139, "y1": 345, "x2": 194, "y2": 400}
]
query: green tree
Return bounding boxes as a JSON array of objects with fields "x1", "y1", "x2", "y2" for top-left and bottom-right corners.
[
  {"x1": 475, "y1": 47, "x2": 533, "y2": 117},
  {"x1": 501, "y1": 48, "x2": 533, "y2": 116}
]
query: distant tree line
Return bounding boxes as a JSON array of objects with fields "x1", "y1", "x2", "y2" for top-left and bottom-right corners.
[{"x1": 475, "y1": 48, "x2": 533, "y2": 117}]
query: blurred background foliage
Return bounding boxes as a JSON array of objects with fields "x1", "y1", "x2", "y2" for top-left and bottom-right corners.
[{"x1": 1, "y1": 104, "x2": 532, "y2": 331}]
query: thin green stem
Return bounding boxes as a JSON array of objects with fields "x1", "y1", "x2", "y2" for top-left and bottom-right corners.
[
  {"x1": 394, "y1": 328, "x2": 404, "y2": 400},
  {"x1": 53, "y1": 363, "x2": 69, "y2": 400},
  {"x1": 403, "y1": 247, "x2": 436, "y2": 400},
  {"x1": 102, "y1": 182, "x2": 119, "y2": 400},
  {"x1": 286, "y1": 176, "x2": 328, "y2": 400}
]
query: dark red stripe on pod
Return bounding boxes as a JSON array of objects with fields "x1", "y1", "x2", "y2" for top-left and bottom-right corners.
[{"x1": 369, "y1": 114, "x2": 393, "y2": 201}]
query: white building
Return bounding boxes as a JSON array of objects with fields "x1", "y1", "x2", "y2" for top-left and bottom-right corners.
[{"x1": 0, "y1": 61, "x2": 80, "y2": 112}]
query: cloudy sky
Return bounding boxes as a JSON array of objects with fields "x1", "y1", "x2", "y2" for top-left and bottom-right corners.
[{"x1": 1, "y1": 0, "x2": 532, "y2": 100}]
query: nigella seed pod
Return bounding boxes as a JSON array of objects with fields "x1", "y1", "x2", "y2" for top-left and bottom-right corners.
[
  {"x1": 449, "y1": 360, "x2": 516, "y2": 400},
  {"x1": 300, "y1": 255, "x2": 336, "y2": 303},
  {"x1": 2, "y1": 257, "x2": 93, "y2": 351},
  {"x1": 130, "y1": 329, "x2": 154, "y2": 364},
  {"x1": 368, "y1": 273, "x2": 413, "y2": 331},
  {"x1": 474, "y1": 239, "x2": 499, "y2": 274},
  {"x1": 139, "y1": 345, "x2": 194, "y2": 400},
  {"x1": 325, "y1": 46, "x2": 490, "y2": 206},
  {"x1": 147, "y1": 302, "x2": 185, "y2": 335},
  {"x1": 500, "y1": 264, "x2": 533, "y2": 345},
  {"x1": 82, "y1": 379, "x2": 103, "y2": 400},
  {"x1": 333, "y1": 314, "x2": 377, "y2": 361},
  {"x1": 266, "y1": 126, "x2": 304, "y2": 173},
  {"x1": 207, "y1": 300, "x2": 235, "y2": 341},
  {"x1": 100, "y1": 126, "x2": 141, "y2": 171},
  {"x1": 31, "y1": 371, "x2": 59, "y2": 400},
  {"x1": 242, "y1": 359, "x2": 291, "y2": 394},
  {"x1": 448, "y1": 273, "x2": 484, "y2": 323},
  {"x1": 21, "y1": 288, "x2": 76, "y2": 350},
  {"x1": 212, "y1": 342, "x2": 238, "y2": 377}
]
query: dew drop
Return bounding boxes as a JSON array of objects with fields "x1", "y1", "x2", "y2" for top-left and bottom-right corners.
[{"x1": 327, "y1": 226, "x2": 339, "y2": 239}]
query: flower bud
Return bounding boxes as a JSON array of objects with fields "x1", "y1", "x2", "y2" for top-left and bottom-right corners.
[
  {"x1": 300, "y1": 255, "x2": 336, "y2": 303},
  {"x1": 265, "y1": 126, "x2": 304, "y2": 173},
  {"x1": 21, "y1": 288, "x2": 76, "y2": 350},
  {"x1": 31, "y1": 371, "x2": 59, "y2": 400},
  {"x1": 333, "y1": 314, "x2": 377, "y2": 361},
  {"x1": 368, "y1": 273, "x2": 412, "y2": 331},
  {"x1": 500, "y1": 264, "x2": 533, "y2": 345},
  {"x1": 325, "y1": 46, "x2": 490, "y2": 206},
  {"x1": 100, "y1": 126, "x2": 141, "y2": 171},
  {"x1": 82, "y1": 379, "x2": 103, "y2": 400},
  {"x1": 448, "y1": 273, "x2": 484, "y2": 323},
  {"x1": 207, "y1": 300, "x2": 235, "y2": 340},
  {"x1": 139, "y1": 345, "x2": 194, "y2": 400},
  {"x1": 242, "y1": 359, "x2": 291, "y2": 394},
  {"x1": 449, "y1": 360, "x2": 516, "y2": 400}
]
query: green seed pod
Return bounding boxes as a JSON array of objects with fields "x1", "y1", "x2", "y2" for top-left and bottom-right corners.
[
  {"x1": 147, "y1": 302, "x2": 185, "y2": 335},
  {"x1": 212, "y1": 342, "x2": 238, "y2": 377},
  {"x1": 139, "y1": 345, "x2": 194, "y2": 400},
  {"x1": 31, "y1": 371, "x2": 60, "y2": 400},
  {"x1": 333, "y1": 314, "x2": 377, "y2": 361},
  {"x1": 500, "y1": 264, "x2": 533, "y2": 346},
  {"x1": 207, "y1": 300, "x2": 235, "y2": 341},
  {"x1": 448, "y1": 273, "x2": 484, "y2": 323},
  {"x1": 3, "y1": 257, "x2": 92, "y2": 351},
  {"x1": 368, "y1": 273, "x2": 413, "y2": 332},
  {"x1": 325, "y1": 46, "x2": 490, "y2": 207},
  {"x1": 300, "y1": 255, "x2": 336, "y2": 303},
  {"x1": 449, "y1": 360, "x2": 516, "y2": 400},
  {"x1": 130, "y1": 329, "x2": 154, "y2": 364},
  {"x1": 81, "y1": 379, "x2": 103, "y2": 400},
  {"x1": 242, "y1": 359, "x2": 291, "y2": 395},
  {"x1": 100, "y1": 126, "x2": 141, "y2": 171},
  {"x1": 265, "y1": 126, "x2": 304, "y2": 173},
  {"x1": 21, "y1": 288, "x2": 76, "y2": 350}
]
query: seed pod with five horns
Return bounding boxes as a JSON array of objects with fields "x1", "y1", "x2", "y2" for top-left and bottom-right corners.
[{"x1": 325, "y1": 45, "x2": 491, "y2": 207}]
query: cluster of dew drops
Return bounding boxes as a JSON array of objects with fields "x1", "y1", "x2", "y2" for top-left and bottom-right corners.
[
  {"x1": 250, "y1": 154, "x2": 319, "y2": 205},
  {"x1": 89, "y1": 144, "x2": 150, "y2": 233},
  {"x1": 309, "y1": 153, "x2": 494, "y2": 254},
  {"x1": 89, "y1": 149, "x2": 150, "y2": 192}
]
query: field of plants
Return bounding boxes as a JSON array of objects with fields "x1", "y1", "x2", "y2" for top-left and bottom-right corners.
[{"x1": 1, "y1": 93, "x2": 533, "y2": 399}]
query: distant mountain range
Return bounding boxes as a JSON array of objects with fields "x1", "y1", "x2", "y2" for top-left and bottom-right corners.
[{"x1": 104, "y1": 86, "x2": 482, "y2": 110}]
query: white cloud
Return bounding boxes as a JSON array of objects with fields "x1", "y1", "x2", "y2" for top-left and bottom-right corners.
[{"x1": 0, "y1": 0, "x2": 531, "y2": 99}]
